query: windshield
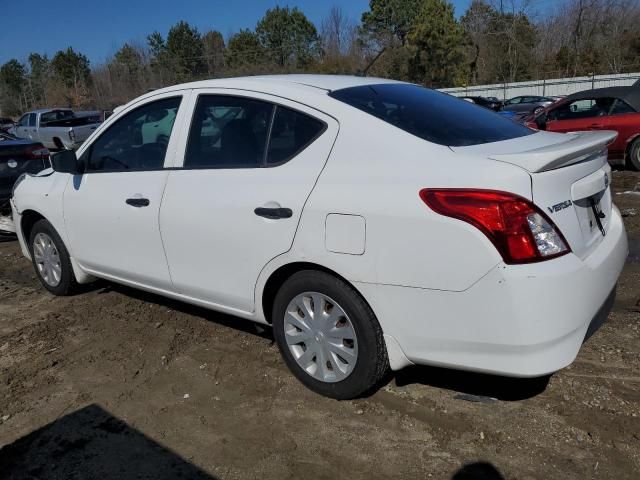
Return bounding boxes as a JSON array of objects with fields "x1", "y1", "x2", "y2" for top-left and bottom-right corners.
[{"x1": 329, "y1": 83, "x2": 533, "y2": 147}]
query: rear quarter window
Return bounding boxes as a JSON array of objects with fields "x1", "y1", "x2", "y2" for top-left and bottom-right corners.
[{"x1": 329, "y1": 84, "x2": 533, "y2": 147}]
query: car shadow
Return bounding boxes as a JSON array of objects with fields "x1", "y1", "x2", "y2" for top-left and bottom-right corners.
[
  {"x1": 96, "y1": 281, "x2": 273, "y2": 340},
  {"x1": 393, "y1": 365, "x2": 550, "y2": 401},
  {"x1": 0, "y1": 403, "x2": 508, "y2": 479},
  {"x1": 451, "y1": 462, "x2": 506, "y2": 479},
  {"x1": 97, "y1": 281, "x2": 547, "y2": 401},
  {"x1": 0, "y1": 404, "x2": 217, "y2": 479}
]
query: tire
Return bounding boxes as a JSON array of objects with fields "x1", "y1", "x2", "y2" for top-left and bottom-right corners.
[
  {"x1": 272, "y1": 270, "x2": 390, "y2": 399},
  {"x1": 627, "y1": 138, "x2": 640, "y2": 171},
  {"x1": 29, "y1": 219, "x2": 78, "y2": 296}
]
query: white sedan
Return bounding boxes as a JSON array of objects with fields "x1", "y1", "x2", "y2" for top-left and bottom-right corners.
[{"x1": 10, "y1": 75, "x2": 628, "y2": 399}]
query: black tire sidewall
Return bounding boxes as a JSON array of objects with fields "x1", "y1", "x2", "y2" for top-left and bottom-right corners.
[
  {"x1": 628, "y1": 139, "x2": 640, "y2": 171},
  {"x1": 272, "y1": 270, "x2": 388, "y2": 400},
  {"x1": 29, "y1": 219, "x2": 76, "y2": 295}
]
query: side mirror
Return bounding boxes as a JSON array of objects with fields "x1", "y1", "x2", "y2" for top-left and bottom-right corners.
[
  {"x1": 535, "y1": 113, "x2": 548, "y2": 130},
  {"x1": 51, "y1": 149, "x2": 84, "y2": 174}
]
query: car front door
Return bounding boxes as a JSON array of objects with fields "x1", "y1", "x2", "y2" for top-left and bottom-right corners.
[
  {"x1": 15, "y1": 114, "x2": 30, "y2": 139},
  {"x1": 63, "y1": 92, "x2": 189, "y2": 290},
  {"x1": 159, "y1": 91, "x2": 338, "y2": 312}
]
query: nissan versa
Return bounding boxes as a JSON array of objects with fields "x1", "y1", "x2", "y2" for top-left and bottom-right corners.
[{"x1": 10, "y1": 75, "x2": 628, "y2": 399}]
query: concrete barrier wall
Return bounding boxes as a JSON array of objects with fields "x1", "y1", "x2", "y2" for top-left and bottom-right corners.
[{"x1": 441, "y1": 72, "x2": 640, "y2": 100}]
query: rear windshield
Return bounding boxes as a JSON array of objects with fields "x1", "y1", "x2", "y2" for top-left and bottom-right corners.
[
  {"x1": 40, "y1": 110, "x2": 75, "y2": 124},
  {"x1": 329, "y1": 83, "x2": 534, "y2": 147}
]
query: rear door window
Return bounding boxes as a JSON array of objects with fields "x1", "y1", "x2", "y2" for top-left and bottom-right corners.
[
  {"x1": 329, "y1": 83, "x2": 533, "y2": 147},
  {"x1": 185, "y1": 95, "x2": 272, "y2": 168},
  {"x1": 609, "y1": 99, "x2": 636, "y2": 115},
  {"x1": 266, "y1": 106, "x2": 325, "y2": 165},
  {"x1": 185, "y1": 95, "x2": 326, "y2": 168},
  {"x1": 550, "y1": 97, "x2": 616, "y2": 121}
]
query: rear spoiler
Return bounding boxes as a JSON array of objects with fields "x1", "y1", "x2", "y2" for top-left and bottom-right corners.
[{"x1": 489, "y1": 130, "x2": 617, "y2": 173}]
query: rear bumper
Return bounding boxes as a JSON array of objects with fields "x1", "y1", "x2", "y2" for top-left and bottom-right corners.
[{"x1": 357, "y1": 206, "x2": 628, "y2": 376}]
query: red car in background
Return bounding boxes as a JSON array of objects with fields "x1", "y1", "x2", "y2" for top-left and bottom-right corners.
[{"x1": 525, "y1": 86, "x2": 640, "y2": 170}]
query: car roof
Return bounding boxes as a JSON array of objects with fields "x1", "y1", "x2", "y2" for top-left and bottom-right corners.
[
  {"x1": 22, "y1": 108, "x2": 73, "y2": 115},
  {"x1": 250, "y1": 74, "x2": 403, "y2": 91},
  {"x1": 565, "y1": 86, "x2": 640, "y2": 111},
  {"x1": 132, "y1": 74, "x2": 405, "y2": 106}
]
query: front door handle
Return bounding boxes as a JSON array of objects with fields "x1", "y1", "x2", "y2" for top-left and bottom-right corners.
[
  {"x1": 126, "y1": 197, "x2": 150, "y2": 207},
  {"x1": 589, "y1": 123, "x2": 604, "y2": 128},
  {"x1": 254, "y1": 207, "x2": 292, "y2": 219}
]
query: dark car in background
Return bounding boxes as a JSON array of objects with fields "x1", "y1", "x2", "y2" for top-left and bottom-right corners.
[
  {"x1": 501, "y1": 95, "x2": 556, "y2": 114},
  {"x1": 460, "y1": 96, "x2": 502, "y2": 111},
  {"x1": 0, "y1": 117, "x2": 14, "y2": 133},
  {"x1": 0, "y1": 132, "x2": 50, "y2": 234},
  {"x1": 525, "y1": 86, "x2": 640, "y2": 170}
]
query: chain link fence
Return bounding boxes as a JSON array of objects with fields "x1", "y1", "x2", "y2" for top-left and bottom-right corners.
[{"x1": 442, "y1": 72, "x2": 640, "y2": 100}]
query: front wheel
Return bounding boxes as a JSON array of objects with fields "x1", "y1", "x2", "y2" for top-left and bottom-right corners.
[
  {"x1": 29, "y1": 219, "x2": 78, "y2": 295},
  {"x1": 272, "y1": 271, "x2": 389, "y2": 399},
  {"x1": 627, "y1": 138, "x2": 640, "y2": 171}
]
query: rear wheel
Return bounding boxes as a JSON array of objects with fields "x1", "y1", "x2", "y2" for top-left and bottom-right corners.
[
  {"x1": 29, "y1": 219, "x2": 77, "y2": 295},
  {"x1": 627, "y1": 138, "x2": 640, "y2": 171},
  {"x1": 272, "y1": 270, "x2": 389, "y2": 399}
]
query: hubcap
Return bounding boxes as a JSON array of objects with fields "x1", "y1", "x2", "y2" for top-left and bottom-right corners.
[
  {"x1": 284, "y1": 292, "x2": 358, "y2": 383},
  {"x1": 33, "y1": 233, "x2": 62, "y2": 287}
]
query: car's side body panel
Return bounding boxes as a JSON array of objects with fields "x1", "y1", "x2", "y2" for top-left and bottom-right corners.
[
  {"x1": 159, "y1": 88, "x2": 340, "y2": 312},
  {"x1": 62, "y1": 90, "x2": 192, "y2": 290}
]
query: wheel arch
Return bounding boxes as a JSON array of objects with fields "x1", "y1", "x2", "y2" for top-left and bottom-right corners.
[
  {"x1": 261, "y1": 261, "x2": 367, "y2": 325},
  {"x1": 259, "y1": 260, "x2": 413, "y2": 371},
  {"x1": 52, "y1": 137, "x2": 65, "y2": 150},
  {"x1": 20, "y1": 209, "x2": 47, "y2": 247},
  {"x1": 20, "y1": 208, "x2": 95, "y2": 284},
  {"x1": 624, "y1": 133, "x2": 640, "y2": 169}
]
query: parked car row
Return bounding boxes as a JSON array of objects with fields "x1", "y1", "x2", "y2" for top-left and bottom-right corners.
[
  {"x1": 460, "y1": 95, "x2": 558, "y2": 117},
  {"x1": 459, "y1": 86, "x2": 640, "y2": 170},
  {"x1": 525, "y1": 86, "x2": 640, "y2": 171}
]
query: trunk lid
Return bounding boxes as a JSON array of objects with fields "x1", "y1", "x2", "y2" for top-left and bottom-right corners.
[{"x1": 452, "y1": 130, "x2": 617, "y2": 258}]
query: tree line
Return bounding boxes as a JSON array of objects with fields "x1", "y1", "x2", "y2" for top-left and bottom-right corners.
[{"x1": 1, "y1": 0, "x2": 639, "y2": 116}]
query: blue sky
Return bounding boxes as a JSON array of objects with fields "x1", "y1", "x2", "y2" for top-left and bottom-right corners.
[{"x1": 0, "y1": 0, "x2": 474, "y2": 65}]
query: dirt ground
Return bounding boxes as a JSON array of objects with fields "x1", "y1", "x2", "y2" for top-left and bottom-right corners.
[{"x1": 0, "y1": 172, "x2": 638, "y2": 480}]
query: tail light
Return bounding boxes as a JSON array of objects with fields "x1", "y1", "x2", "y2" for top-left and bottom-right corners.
[
  {"x1": 25, "y1": 145, "x2": 50, "y2": 159},
  {"x1": 419, "y1": 189, "x2": 570, "y2": 264},
  {"x1": 69, "y1": 129, "x2": 76, "y2": 142}
]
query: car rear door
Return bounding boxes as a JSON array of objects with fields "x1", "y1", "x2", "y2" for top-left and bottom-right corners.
[
  {"x1": 63, "y1": 91, "x2": 190, "y2": 290},
  {"x1": 159, "y1": 90, "x2": 338, "y2": 312}
]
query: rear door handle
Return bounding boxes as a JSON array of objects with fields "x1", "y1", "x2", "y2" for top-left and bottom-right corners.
[
  {"x1": 126, "y1": 197, "x2": 150, "y2": 207},
  {"x1": 254, "y1": 207, "x2": 292, "y2": 219}
]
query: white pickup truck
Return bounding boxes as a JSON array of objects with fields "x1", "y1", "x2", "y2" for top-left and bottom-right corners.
[{"x1": 11, "y1": 108, "x2": 101, "y2": 150}]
